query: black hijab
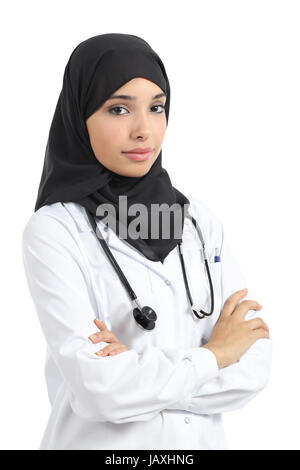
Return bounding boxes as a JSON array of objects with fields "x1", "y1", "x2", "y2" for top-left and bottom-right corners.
[{"x1": 34, "y1": 33, "x2": 190, "y2": 263}]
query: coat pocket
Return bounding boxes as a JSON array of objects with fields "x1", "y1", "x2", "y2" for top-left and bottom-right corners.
[
  {"x1": 206, "y1": 259, "x2": 222, "y2": 314},
  {"x1": 183, "y1": 246, "x2": 222, "y2": 319}
]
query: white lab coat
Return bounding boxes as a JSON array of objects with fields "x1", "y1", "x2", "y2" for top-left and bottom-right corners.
[{"x1": 21, "y1": 197, "x2": 273, "y2": 450}]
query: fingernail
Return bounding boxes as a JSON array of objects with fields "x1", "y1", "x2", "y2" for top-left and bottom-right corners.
[{"x1": 96, "y1": 351, "x2": 105, "y2": 356}]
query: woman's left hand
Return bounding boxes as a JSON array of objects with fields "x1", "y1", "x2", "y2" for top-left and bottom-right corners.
[{"x1": 88, "y1": 318, "x2": 131, "y2": 357}]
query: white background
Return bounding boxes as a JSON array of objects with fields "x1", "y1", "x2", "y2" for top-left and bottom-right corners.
[{"x1": 1, "y1": 0, "x2": 299, "y2": 450}]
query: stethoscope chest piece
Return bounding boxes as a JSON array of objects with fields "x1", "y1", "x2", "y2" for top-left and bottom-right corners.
[{"x1": 133, "y1": 306, "x2": 157, "y2": 331}]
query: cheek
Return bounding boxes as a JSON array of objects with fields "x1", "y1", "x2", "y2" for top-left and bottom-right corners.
[
  {"x1": 154, "y1": 117, "x2": 167, "y2": 141},
  {"x1": 90, "y1": 121, "x2": 124, "y2": 155}
]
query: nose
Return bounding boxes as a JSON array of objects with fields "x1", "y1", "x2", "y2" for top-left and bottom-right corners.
[{"x1": 131, "y1": 111, "x2": 151, "y2": 139}]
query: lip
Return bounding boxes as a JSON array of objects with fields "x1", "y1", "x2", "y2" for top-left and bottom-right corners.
[
  {"x1": 123, "y1": 147, "x2": 153, "y2": 153},
  {"x1": 122, "y1": 150, "x2": 153, "y2": 161}
]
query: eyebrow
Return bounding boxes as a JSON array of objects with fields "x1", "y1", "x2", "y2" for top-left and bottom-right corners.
[{"x1": 107, "y1": 92, "x2": 167, "y2": 101}]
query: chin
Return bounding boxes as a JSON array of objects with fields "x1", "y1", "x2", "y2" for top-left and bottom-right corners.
[
  {"x1": 120, "y1": 163, "x2": 152, "y2": 177},
  {"x1": 133, "y1": 168, "x2": 152, "y2": 177}
]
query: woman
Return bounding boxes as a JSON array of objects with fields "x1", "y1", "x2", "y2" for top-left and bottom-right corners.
[{"x1": 21, "y1": 33, "x2": 273, "y2": 450}]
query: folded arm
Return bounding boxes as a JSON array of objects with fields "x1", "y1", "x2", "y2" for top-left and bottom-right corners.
[
  {"x1": 21, "y1": 213, "x2": 219, "y2": 424},
  {"x1": 170, "y1": 219, "x2": 273, "y2": 414}
]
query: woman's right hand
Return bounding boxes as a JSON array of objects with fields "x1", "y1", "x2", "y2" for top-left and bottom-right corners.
[
  {"x1": 88, "y1": 318, "x2": 131, "y2": 357},
  {"x1": 202, "y1": 288, "x2": 270, "y2": 369}
]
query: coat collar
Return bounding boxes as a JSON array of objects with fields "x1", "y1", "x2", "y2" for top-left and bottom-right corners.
[{"x1": 62, "y1": 201, "x2": 200, "y2": 279}]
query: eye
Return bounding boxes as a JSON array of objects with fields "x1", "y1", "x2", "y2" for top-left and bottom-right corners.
[
  {"x1": 108, "y1": 104, "x2": 166, "y2": 116},
  {"x1": 108, "y1": 106, "x2": 128, "y2": 116},
  {"x1": 151, "y1": 104, "x2": 166, "y2": 113}
]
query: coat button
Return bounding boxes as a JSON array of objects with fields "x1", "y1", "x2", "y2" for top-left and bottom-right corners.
[
  {"x1": 184, "y1": 417, "x2": 190, "y2": 424},
  {"x1": 165, "y1": 280, "x2": 171, "y2": 286}
]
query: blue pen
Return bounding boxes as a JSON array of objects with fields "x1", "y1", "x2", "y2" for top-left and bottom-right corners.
[{"x1": 214, "y1": 247, "x2": 221, "y2": 262}]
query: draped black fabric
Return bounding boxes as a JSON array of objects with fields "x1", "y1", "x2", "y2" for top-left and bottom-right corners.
[{"x1": 34, "y1": 33, "x2": 190, "y2": 263}]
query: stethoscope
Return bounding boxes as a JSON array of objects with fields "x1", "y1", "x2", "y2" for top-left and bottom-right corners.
[{"x1": 85, "y1": 208, "x2": 214, "y2": 331}]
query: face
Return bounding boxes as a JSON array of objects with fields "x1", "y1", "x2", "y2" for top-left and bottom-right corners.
[{"x1": 85, "y1": 77, "x2": 167, "y2": 177}]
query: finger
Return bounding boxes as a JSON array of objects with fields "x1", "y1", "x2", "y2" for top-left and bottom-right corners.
[
  {"x1": 251, "y1": 327, "x2": 270, "y2": 340},
  {"x1": 220, "y1": 288, "x2": 248, "y2": 318},
  {"x1": 95, "y1": 343, "x2": 126, "y2": 356},
  {"x1": 246, "y1": 317, "x2": 269, "y2": 332},
  {"x1": 109, "y1": 349, "x2": 122, "y2": 356},
  {"x1": 94, "y1": 318, "x2": 108, "y2": 331},
  {"x1": 88, "y1": 330, "x2": 118, "y2": 343},
  {"x1": 235, "y1": 300, "x2": 263, "y2": 320},
  {"x1": 109, "y1": 346, "x2": 130, "y2": 356}
]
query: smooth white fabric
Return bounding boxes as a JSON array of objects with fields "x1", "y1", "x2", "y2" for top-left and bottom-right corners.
[{"x1": 21, "y1": 197, "x2": 273, "y2": 450}]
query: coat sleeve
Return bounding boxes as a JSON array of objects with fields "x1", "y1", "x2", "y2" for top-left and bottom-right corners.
[
  {"x1": 21, "y1": 213, "x2": 219, "y2": 424},
  {"x1": 179, "y1": 221, "x2": 273, "y2": 415}
]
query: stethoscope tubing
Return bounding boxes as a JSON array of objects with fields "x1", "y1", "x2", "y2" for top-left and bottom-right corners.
[
  {"x1": 85, "y1": 209, "x2": 138, "y2": 302},
  {"x1": 84, "y1": 208, "x2": 214, "y2": 323}
]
